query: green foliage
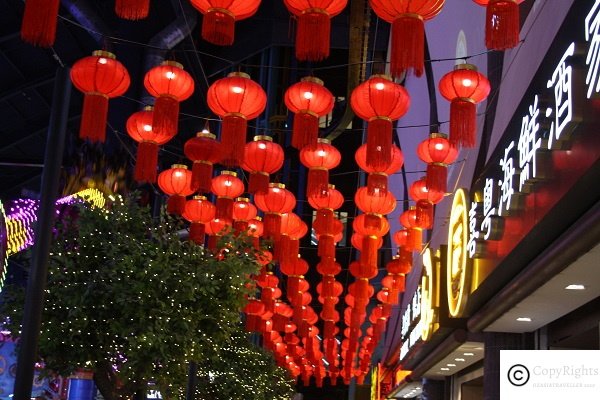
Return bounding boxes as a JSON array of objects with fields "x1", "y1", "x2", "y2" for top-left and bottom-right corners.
[{"x1": 0, "y1": 196, "x2": 293, "y2": 400}]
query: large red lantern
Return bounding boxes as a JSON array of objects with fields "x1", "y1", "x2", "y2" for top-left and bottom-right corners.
[
  {"x1": 299, "y1": 138, "x2": 341, "y2": 197},
  {"x1": 354, "y1": 187, "x2": 397, "y2": 218},
  {"x1": 190, "y1": 0, "x2": 261, "y2": 46},
  {"x1": 207, "y1": 72, "x2": 267, "y2": 166},
  {"x1": 438, "y1": 64, "x2": 491, "y2": 148},
  {"x1": 369, "y1": 0, "x2": 445, "y2": 78},
  {"x1": 20, "y1": 0, "x2": 60, "y2": 47},
  {"x1": 242, "y1": 136, "x2": 284, "y2": 193},
  {"x1": 417, "y1": 132, "x2": 458, "y2": 194},
  {"x1": 350, "y1": 75, "x2": 410, "y2": 168},
  {"x1": 183, "y1": 196, "x2": 216, "y2": 245},
  {"x1": 254, "y1": 183, "x2": 297, "y2": 239},
  {"x1": 284, "y1": 77, "x2": 335, "y2": 149},
  {"x1": 355, "y1": 143, "x2": 403, "y2": 195},
  {"x1": 211, "y1": 171, "x2": 245, "y2": 221},
  {"x1": 283, "y1": 0, "x2": 348, "y2": 61},
  {"x1": 473, "y1": 0, "x2": 524, "y2": 50},
  {"x1": 144, "y1": 61, "x2": 194, "y2": 138},
  {"x1": 71, "y1": 51, "x2": 130, "y2": 143},
  {"x1": 409, "y1": 176, "x2": 445, "y2": 229},
  {"x1": 184, "y1": 132, "x2": 223, "y2": 193},
  {"x1": 115, "y1": 0, "x2": 150, "y2": 20},
  {"x1": 157, "y1": 164, "x2": 195, "y2": 215}
]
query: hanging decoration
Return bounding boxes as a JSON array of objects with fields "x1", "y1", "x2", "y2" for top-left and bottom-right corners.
[
  {"x1": 144, "y1": 61, "x2": 194, "y2": 138},
  {"x1": 284, "y1": 77, "x2": 335, "y2": 149},
  {"x1": 416, "y1": 133, "x2": 458, "y2": 194},
  {"x1": 350, "y1": 75, "x2": 410, "y2": 168},
  {"x1": 473, "y1": 0, "x2": 524, "y2": 50},
  {"x1": 207, "y1": 72, "x2": 267, "y2": 167},
  {"x1": 242, "y1": 136, "x2": 284, "y2": 194},
  {"x1": 409, "y1": 176, "x2": 445, "y2": 229},
  {"x1": 369, "y1": 0, "x2": 445, "y2": 78},
  {"x1": 20, "y1": 0, "x2": 60, "y2": 47},
  {"x1": 115, "y1": 0, "x2": 150, "y2": 20},
  {"x1": 190, "y1": 0, "x2": 262, "y2": 46},
  {"x1": 399, "y1": 207, "x2": 424, "y2": 252},
  {"x1": 299, "y1": 138, "x2": 341, "y2": 198},
  {"x1": 211, "y1": 171, "x2": 245, "y2": 222},
  {"x1": 309, "y1": 184, "x2": 344, "y2": 259},
  {"x1": 438, "y1": 63, "x2": 491, "y2": 148},
  {"x1": 184, "y1": 131, "x2": 223, "y2": 193},
  {"x1": 232, "y1": 197, "x2": 258, "y2": 233},
  {"x1": 157, "y1": 164, "x2": 195, "y2": 215},
  {"x1": 355, "y1": 143, "x2": 404, "y2": 195},
  {"x1": 283, "y1": 0, "x2": 348, "y2": 61},
  {"x1": 254, "y1": 183, "x2": 296, "y2": 240},
  {"x1": 183, "y1": 196, "x2": 216, "y2": 245},
  {"x1": 126, "y1": 106, "x2": 175, "y2": 183},
  {"x1": 71, "y1": 51, "x2": 130, "y2": 143}
]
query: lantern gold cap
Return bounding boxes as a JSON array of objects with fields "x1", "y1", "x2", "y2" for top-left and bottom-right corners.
[
  {"x1": 317, "y1": 138, "x2": 331, "y2": 145},
  {"x1": 254, "y1": 135, "x2": 273, "y2": 142},
  {"x1": 143, "y1": 106, "x2": 153, "y2": 111},
  {"x1": 235, "y1": 197, "x2": 250, "y2": 202},
  {"x1": 269, "y1": 183, "x2": 286, "y2": 189},
  {"x1": 408, "y1": 205, "x2": 416, "y2": 210},
  {"x1": 171, "y1": 164, "x2": 188, "y2": 169},
  {"x1": 193, "y1": 195, "x2": 208, "y2": 200},
  {"x1": 328, "y1": 184, "x2": 335, "y2": 189},
  {"x1": 454, "y1": 63, "x2": 477, "y2": 72},
  {"x1": 430, "y1": 132, "x2": 448, "y2": 139},
  {"x1": 162, "y1": 60, "x2": 184, "y2": 69},
  {"x1": 221, "y1": 170, "x2": 237, "y2": 177},
  {"x1": 92, "y1": 50, "x2": 116, "y2": 59},
  {"x1": 301, "y1": 76, "x2": 324, "y2": 86},
  {"x1": 253, "y1": 216, "x2": 263, "y2": 222},
  {"x1": 228, "y1": 71, "x2": 250, "y2": 79},
  {"x1": 196, "y1": 132, "x2": 216, "y2": 139}
]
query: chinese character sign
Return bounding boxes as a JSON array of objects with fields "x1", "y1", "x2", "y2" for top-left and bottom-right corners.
[
  {"x1": 546, "y1": 43, "x2": 576, "y2": 149},
  {"x1": 518, "y1": 95, "x2": 541, "y2": 190},
  {"x1": 585, "y1": 0, "x2": 600, "y2": 99}
]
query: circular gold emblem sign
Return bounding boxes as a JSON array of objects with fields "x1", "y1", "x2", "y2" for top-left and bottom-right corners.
[{"x1": 447, "y1": 188, "x2": 472, "y2": 317}]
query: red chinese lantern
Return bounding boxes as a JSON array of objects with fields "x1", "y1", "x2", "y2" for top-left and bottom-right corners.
[
  {"x1": 278, "y1": 213, "x2": 308, "y2": 265},
  {"x1": 349, "y1": 260, "x2": 378, "y2": 280},
  {"x1": 284, "y1": 77, "x2": 335, "y2": 149},
  {"x1": 211, "y1": 171, "x2": 245, "y2": 221},
  {"x1": 115, "y1": 0, "x2": 150, "y2": 20},
  {"x1": 369, "y1": 0, "x2": 445, "y2": 78},
  {"x1": 144, "y1": 61, "x2": 194, "y2": 138},
  {"x1": 417, "y1": 132, "x2": 458, "y2": 194},
  {"x1": 247, "y1": 216, "x2": 264, "y2": 248},
  {"x1": 350, "y1": 75, "x2": 410, "y2": 168},
  {"x1": 254, "y1": 183, "x2": 297, "y2": 240},
  {"x1": 205, "y1": 218, "x2": 232, "y2": 249},
  {"x1": 354, "y1": 187, "x2": 397, "y2": 219},
  {"x1": 299, "y1": 138, "x2": 341, "y2": 197},
  {"x1": 184, "y1": 131, "x2": 223, "y2": 193},
  {"x1": 438, "y1": 64, "x2": 491, "y2": 148},
  {"x1": 386, "y1": 250, "x2": 412, "y2": 275},
  {"x1": 183, "y1": 196, "x2": 216, "y2": 245},
  {"x1": 473, "y1": 0, "x2": 524, "y2": 50},
  {"x1": 353, "y1": 214, "x2": 390, "y2": 268},
  {"x1": 158, "y1": 164, "x2": 195, "y2": 215},
  {"x1": 126, "y1": 106, "x2": 174, "y2": 183},
  {"x1": 309, "y1": 184, "x2": 344, "y2": 244},
  {"x1": 409, "y1": 176, "x2": 445, "y2": 229},
  {"x1": 232, "y1": 197, "x2": 258, "y2": 233},
  {"x1": 71, "y1": 51, "x2": 130, "y2": 143},
  {"x1": 283, "y1": 0, "x2": 348, "y2": 61},
  {"x1": 355, "y1": 143, "x2": 403, "y2": 195},
  {"x1": 399, "y1": 207, "x2": 423, "y2": 251},
  {"x1": 207, "y1": 72, "x2": 267, "y2": 166},
  {"x1": 190, "y1": 0, "x2": 261, "y2": 46},
  {"x1": 20, "y1": 0, "x2": 60, "y2": 47},
  {"x1": 242, "y1": 136, "x2": 284, "y2": 193}
]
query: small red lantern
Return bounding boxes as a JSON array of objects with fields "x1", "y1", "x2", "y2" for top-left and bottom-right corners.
[
  {"x1": 158, "y1": 164, "x2": 195, "y2": 215},
  {"x1": 205, "y1": 218, "x2": 232, "y2": 250},
  {"x1": 438, "y1": 64, "x2": 491, "y2": 148},
  {"x1": 353, "y1": 214, "x2": 390, "y2": 268},
  {"x1": 115, "y1": 0, "x2": 150, "y2": 20},
  {"x1": 254, "y1": 183, "x2": 297, "y2": 240},
  {"x1": 354, "y1": 187, "x2": 397, "y2": 219},
  {"x1": 386, "y1": 251, "x2": 412, "y2": 275},
  {"x1": 242, "y1": 136, "x2": 284, "y2": 193},
  {"x1": 399, "y1": 207, "x2": 423, "y2": 251},
  {"x1": 283, "y1": 0, "x2": 348, "y2": 61},
  {"x1": 232, "y1": 197, "x2": 258, "y2": 233},
  {"x1": 190, "y1": 0, "x2": 261, "y2": 46},
  {"x1": 278, "y1": 213, "x2": 308, "y2": 265},
  {"x1": 183, "y1": 196, "x2": 216, "y2": 245},
  {"x1": 71, "y1": 51, "x2": 130, "y2": 143},
  {"x1": 351, "y1": 75, "x2": 410, "y2": 168},
  {"x1": 309, "y1": 184, "x2": 344, "y2": 240},
  {"x1": 184, "y1": 131, "x2": 223, "y2": 193},
  {"x1": 299, "y1": 138, "x2": 341, "y2": 197},
  {"x1": 355, "y1": 143, "x2": 403, "y2": 195},
  {"x1": 284, "y1": 77, "x2": 335, "y2": 149},
  {"x1": 409, "y1": 176, "x2": 445, "y2": 229},
  {"x1": 207, "y1": 72, "x2": 267, "y2": 166},
  {"x1": 211, "y1": 171, "x2": 245, "y2": 222},
  {"x1": 20, "y1": 0, "x2": 60, "y2": 47},
  {"x1": 144, "y1": 61, "x2": 194, "y2": 138},
  {"x1": 369, "y1": 0, "x2": 445, "y2": 78},
  {"x1": 417, "y1": 132, "x2": 458, "y2": 194},
  {"x1": 473, "y1": 0, "x2": 524, "y2": 50}
]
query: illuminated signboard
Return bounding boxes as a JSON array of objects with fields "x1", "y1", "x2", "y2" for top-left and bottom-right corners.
[{"x1": 447, "y1": 189, "x2": 471, "y2": 318}]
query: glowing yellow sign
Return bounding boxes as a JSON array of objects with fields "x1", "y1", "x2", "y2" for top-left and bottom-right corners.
[
  {"x1": 421, "y1": 248, "x2": 439, "y2": 341},
  {"x1": 447, "y1": 188, "x2": 472, "y2": 317}
]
